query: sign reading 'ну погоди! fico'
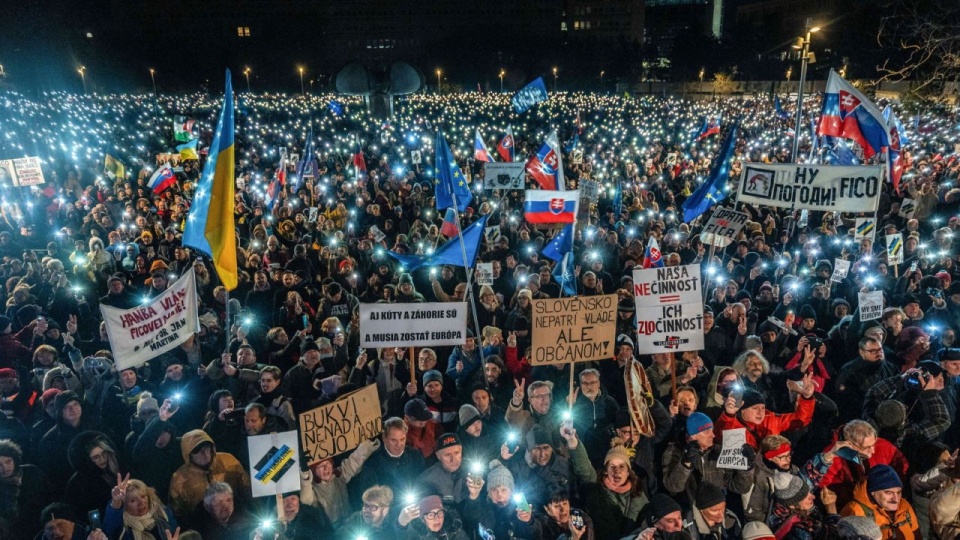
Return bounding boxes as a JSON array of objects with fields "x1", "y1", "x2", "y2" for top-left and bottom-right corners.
[
  {"x1": 738, "y1": 164, "x2": 882, "y2": 213},
  {"x1": 633, "y1": 264, "x2": 704, "y2": 354},
  {"x1": 359, "y1": 302, "x2": 468, "y2": 348}
]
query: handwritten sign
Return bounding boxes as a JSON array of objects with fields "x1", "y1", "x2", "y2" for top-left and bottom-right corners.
[
  {"x1": 859, "y1": 291, "x2": 884, "y2": 321},
  {"x1": 248, "y1": 431, "x2": 300, "y2": 497},
  {"x1": 633, "y1": 265, "x2": 704, "y2": 353},
  {"x1": 831, "y1": 259, "x2": 850, "y2": 283},
  {"x1": 0, "y1": 157, "x2": 46, "y2": 187},
  {"x1": 531, "y1": 294, "x2": 617, "y2": 365},
  {"x1": 717, "y1": 428, "x2": 750, "y2": 470},
  {"x1": 700, "y1": 208, "x2": 748, "y2": 247},
  {"x1": 100, "y1": 271, "x2": 199, "y2": 370},
  {"x1": 360, "y1": 302, "x2": 468, "y2": 348},
  {"x1": 476, "y1": 262, "x2": 493, "y2": 286},
  {"x1": 299, "y1": 385, "x2": 382, "y2": 463}
]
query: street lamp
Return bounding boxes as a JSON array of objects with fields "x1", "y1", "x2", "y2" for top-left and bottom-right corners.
[
  {"x1": 698, "y1": 68, "x2": 705, "y2": 93},
  {"x1": 600, "y1": 70, "x2": 605, "y2": 87},
  {"x1": 77, "y1": 66, "x2": 86, "y2": 94},
  {"x1": 436, "y1": 68, "x2": 442, "y2": 94},
  {"x1": 499, "y1": 69, "x2": 505, "y2": 93},
  {"x1": 790, "y1": 19, "x2": 820, "y2": 162},
  {"x1": 149, "y1": 68, "x2": 157, "y2": 96},
  {"x1": 243, "y1": 67, "x2": 251, "y2": 93},
  {"x1": 786, "y1": 67, "x2": 793, "y2": 82},
  {"x1": 552, "y1": 67, "x2": 558, "y2": 92},
  {"x1": 298, "y1": 66, "x2": 305, "y2": 96}
]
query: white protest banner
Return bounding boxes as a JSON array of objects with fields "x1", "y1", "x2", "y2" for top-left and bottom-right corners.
[
  {"x1": 299, "y1": 385, "x2": 382, "y2": 463},
  {"x1": 531, "y1": 295, "x2": 618, "y2": 365},
  {"x1": 738, "y1": 163, "x2": 883, "y2": 213},
  {"x1": 855, "y1": 218, "x2": 876, "y2": 242},
  {"x1": 700, "y1": 208, "x2": 748, "y2": 247},
  {"x1": 633, "y1": 264, "x2": 704, "y2": 353},
  {"x1": 248, "y1": 431, "x2": 300, "y2": 498},
  {"x1": 580, "y1": 180, "x2": 600, "y2": 202},
  {"x1": 360, "y1": 302, "x2": 468, "y2": 348},
  {"x1": 101, "y1": 271, "x2": 199, "y2": 370},
  {"x1": 886, "y1": 233, "x2": 903, "y2": 265},
  {"x1": 831, "y1": 259, "x2": 850, "y2": 283},
  {"x1": 859, "y1": 291, "x2": 884, "y2": 321},
  {"x1": 717, "y1": 428, "x2": 750, "y2": 470},
  {"x1": 899, "y1": 198, "x2": 916, "y2": 219},
  {"x1": 483, "y1": 162, "x2": 526, "y2": 190},
  {"x1": 476, "y1": 262, "x2": 493, "y2": 286},
  {"x1": 0, "y1": 157, "x2": 46, "y2": 187}
]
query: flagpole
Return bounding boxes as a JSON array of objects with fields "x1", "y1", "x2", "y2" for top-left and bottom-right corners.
[{"x1": 444, "y1": 132, "x2": 486, "y2": 367}]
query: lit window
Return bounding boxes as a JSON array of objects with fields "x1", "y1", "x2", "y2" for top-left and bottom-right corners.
[
  {"x1": 237, "y1": 26, "x2": 250, "y2": 37},
  {"x1": 574, "y1": 21, "x2": 580, "y2": 29},
  {"x1": 561, "y1": 21, "x2": 568, "y2": 31}
]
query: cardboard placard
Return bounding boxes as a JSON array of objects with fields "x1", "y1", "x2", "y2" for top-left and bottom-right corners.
[
  {"x1": 700, "y1": 208, "x2": 748, "y2": 247},
  {"x1": 248, "y1": 431, "x2": 300, "y2": 497},
  {"x1": 717, "y1": 428, "x2": 750, "y2": 470},
  {"x1": 530, "y1": 294, "x2": 618, "y2": 365},
  {"x1": 299, "y1": 385, "x2": 382, "y2": 463},
  {"x1": 360, "y1": 302, "x2": 468, "y2": 348},
  {"x1": 831, "y1": 259, "x2": 850, "y2": 283},
  {"x1": 633, "y1": 265, "x2": 704, "y2": 353},
  {"x1": 859, "y1": 291, "x2": 884, "y2": 321}
]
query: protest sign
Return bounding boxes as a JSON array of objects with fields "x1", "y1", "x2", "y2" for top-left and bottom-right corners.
[
  {"x1": 299, "y1": 385, "x2": 382, "y2": 463},
  {"x1": 855, "y1": 218, "x2": 876, "y2": 242},
  {"x1": 831, "y1": 259, "x2": 850, "y2": 283},
  {"x1": 737, "y1": 164, "x2": 883, "y2": 213},
  {"x1": 248, "y1": 431, "x2": 300, "y2": 498},
  {"x1": 859, "y1": 291, "x2": 884, "y2": 321},
  {"x1": 717, "y1": 428, "x2": 750, "y2": 470},
  {"x1": 476, "y1": 262, "x2": 493, "y2": 286},
  {"x1": 699, "y1": 208, "x2": 748, "y2": 247},
  {"x1": 101, "y1": 271, "x2": 199, "y2": 370},
  {"x1": 411, "y1": 150, "x2": 422, "y2": 164},
  {"x1": 571, "y1": 148, "x2": 583, "y2": 164},
  {"x1": 886, "y1": 233, "x2": 903, "y2": 265},
  {"x1": 360, "y1": 302, "x2": 468, "y2": 348},
  {"x1": 633, "y1": 265, "x2": 704, "y2": 353},
  {"x1": 530, "y1": 294, "x2": 617, "y2": 365},
  {"x1": 899, "y1": 198, "x2": 916, "y2": 219},
  {"x1": 511, "y1": 77, "x2": 549, "y2": 114},
  {"x1": 0, "y1": 157, "x2": 46, "y2": 187},
  {"x1": 369, "y1": 225, "x2": 386, "y2": 243},
  {"x1": 484, "y1": 225, "x2": 501, "y2": 243},
  {"x1": 483, "y1": 162, "x2": 526, "y2": 190},
  {"x1": 580, "y1": 179, "x2": 600, "y2": 202},
  {"x1": 307, "y1": 207, "x2": 318, "y2": 223}
]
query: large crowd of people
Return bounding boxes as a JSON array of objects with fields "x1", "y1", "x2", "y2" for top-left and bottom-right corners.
[{"x1": 0, "y1": 87, "x2": 959, "y2": 540}]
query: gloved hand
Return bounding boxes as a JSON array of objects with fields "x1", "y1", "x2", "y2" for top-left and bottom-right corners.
[
  {"x1": 741, "y1": 443, "x2": 756, "y2": 463},
  {"x1": 682, "y1": 442, "x2": 700, "y2": 467}
]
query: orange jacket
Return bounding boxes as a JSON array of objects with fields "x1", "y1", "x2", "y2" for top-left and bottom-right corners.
[
  {"x1": 840, "y1": 478, "x2": 919, "y2": 540},
  {"x1": 714, "y1": 395, "x2": 815, "y2": 449}
]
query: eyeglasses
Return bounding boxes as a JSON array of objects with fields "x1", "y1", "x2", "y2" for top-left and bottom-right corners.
[
  {"x1": 530, "y1": 393, "x2": 551, "y2": 400},
  {"x1": 362, "y1": 503, "x2": 387, "y2": 511},
  {"x1": 424, "y1": 510, "x2": 445, "y2": 520},
  {"x1": 860, "y1": 348, "x2": 883, "y2": 354}
]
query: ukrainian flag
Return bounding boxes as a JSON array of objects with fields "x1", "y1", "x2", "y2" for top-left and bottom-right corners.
[{"x1": 183, "y1": 69, "x2": 237, "y2": 291}]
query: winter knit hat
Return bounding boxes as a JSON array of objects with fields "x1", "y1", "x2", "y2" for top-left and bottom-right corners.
[
  {"x1": 54, "y1": 390, "x2": 81, "y2": 417},
  {"x1": 873, "y1": 400, "x2": 907, "y2": 431},
  {"x1": 418, "y1": 495, "x2": 443, "y2": 515},
  {"x1": 136, "y1": 392, "x2": 160, "y2": 417},
  {"x1": 41, "y1": 388, "x2": 62, "y2": 407},
  {"x1": 486, "y1": 462, "x2": 515, "y2": 492},
  {"x1": 740, "y1": 388, "x2": 766, "y2": 410},
  {"x1": 773, "y1": 471, "x2": 809, "y2": 507},
  {"x1": 458, "y1": 404, "x2": 481, "y2": 429},
  {"x1": 404, "y1": 399, "x2": 433, "y2": 422},
  {"x1": 422, "y1": 369, "x2": 443, "y2": 386},
  {"x1": 695, "y1": 482, "x2": 725, "y2": 509},
  {"x1": 686, "y1": 412, "x2": 713, "y2": 436},
  {"x1": 836, "y1": 516, "x2": 883, "y2": 539},
  {"x1": 604, "y1": 438, "x2": 632, "y2": 466},
  {"x1": 742, "y1": 521, "x2": 776, "y2": 540},
  {"x1": 866, "y1": 464, "x2": 902, "y2": 492},
  {"x1": 647, "y1": 493, "x2": 682, "y2": 523}
]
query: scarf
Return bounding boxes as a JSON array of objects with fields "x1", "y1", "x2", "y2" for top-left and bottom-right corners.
[
  {"x1": 122, "y1": 511, "x2": 158, "y2": 540},
  {"x1": 602, "y1": 475, "x2": 633, "y2": 495}
]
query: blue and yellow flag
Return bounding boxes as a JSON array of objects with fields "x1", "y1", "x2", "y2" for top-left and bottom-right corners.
[{"x1": 184, "y1": 69, "x2": 237, "y2": 291}]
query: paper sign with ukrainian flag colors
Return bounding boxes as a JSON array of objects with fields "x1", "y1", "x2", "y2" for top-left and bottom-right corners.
[
  {"x1": 247, "y1": 431, "x2": 300, "y2": 497},
  {"x1": 855, "y1": 218, "x2": 876, "y2": 242},
  {"x1": 183, "y1": 69, "x2": 238, "y2": 291},
  {"x1": 886, "y1": 233, "x2": 903, "y2": 265}
]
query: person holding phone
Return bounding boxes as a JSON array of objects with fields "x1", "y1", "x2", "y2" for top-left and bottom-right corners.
[{"x1": 397, "y1": 494, "x2": 469, "y2": 539}]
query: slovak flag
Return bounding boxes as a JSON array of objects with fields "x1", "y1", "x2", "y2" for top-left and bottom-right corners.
[
  {"x1": 525, "y1": 130, "x2": 565, "y2": 190},
  {"x1": 276, "y1": 152, "x2": 287, "y2": 187},
  {"x1": 642, "y1": 236, "x2": 664, "y2": 268},
  {"x1": 353, "y1": 140, "x2": 367, "y2": 172},
  {"x1": 265, "y1": 177, "x2": 280, "y2": 212},
  {"x1": 883, "y1": 105, "x2": 908, "y2": 193},
  {"x1": 523, "y1": 190, "x2": 580, "y2": 224},
  {"x1": 817, "y1": 69, "x2": 889, "y2": 159},
  {"x1": 440, "y1": 208, "x2": 460, "y2": 237},
  {"x1": 474, "y1": 130, "x2": 494, "y2": 162},
  {"x1": 697, "y1": 117, "x2": 721, "y2": 140},
  {"x1": 147, "y1": 164, "x2": 177, "y2": 194},
  {"x1": 497, "y1": 127, "x2": 515, "y2": 162}
]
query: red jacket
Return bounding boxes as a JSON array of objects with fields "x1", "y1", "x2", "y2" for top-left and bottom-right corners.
[
  {"x1": 819, "y1": 426, "x2": 909, "y2": 510},
  {"x1": 505, "y1": 345, "x2": 531, "y2": 384},
  {"x1": 714, "y1": 395, "x2": 816, "y2": 449}
]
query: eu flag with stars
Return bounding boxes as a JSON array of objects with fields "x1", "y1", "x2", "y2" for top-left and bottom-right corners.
[
  {"x1": 682, "y1": 122, "x2": 739, "y2": 223},
  {"x1": 435, "y1": 132, "x2": 472, "y2": 212}
]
